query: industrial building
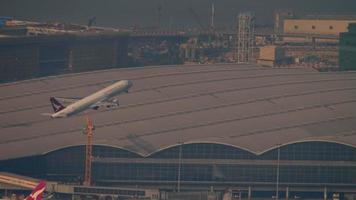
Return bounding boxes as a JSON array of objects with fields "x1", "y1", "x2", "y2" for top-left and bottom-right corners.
[
  {"x1": 0, "y1": 19, "x2": 129, "y2": 82},
  {"x1": 283, "y1": 19, "x2": 356, "y2": 36},
  {"x1": 269, "y1": 14, "x2": 356, "y2": 69},
  {"x1": 272, "y1": 14, "x2": 356, "y2": 45},
  {"x1": 272, "y1": 14, "x2": 356, "y2": 36},
  {"x1": 0, "y1": 64, "x2": 356, "y2": 199}
]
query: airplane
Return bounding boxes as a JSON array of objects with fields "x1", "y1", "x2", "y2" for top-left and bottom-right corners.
[
  {"x1": 25, "y1": 181, "x2": 46, "y2": 200},
  {"x1": 48, "y1": 80, "x2": 133, "y2": 118}
]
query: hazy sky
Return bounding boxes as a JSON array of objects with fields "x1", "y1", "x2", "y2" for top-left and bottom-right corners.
[{"x1": 1, "y1": 0, "x2": 356, "y2": 28}]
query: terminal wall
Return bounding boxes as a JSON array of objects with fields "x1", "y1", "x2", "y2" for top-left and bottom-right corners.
[{"x1": 1, "y1": 142, "x2": 355, "y2": 194}]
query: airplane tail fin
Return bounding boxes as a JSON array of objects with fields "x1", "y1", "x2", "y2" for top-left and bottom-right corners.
[
  {"x1": 50, "y1": 97, "x2": 65, "y2": 113},
  {"x1": 25, "y1": 181, "x2": 46, "y2": 200}
]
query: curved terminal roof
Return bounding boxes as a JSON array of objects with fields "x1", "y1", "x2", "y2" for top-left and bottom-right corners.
[{"x1": 1, "y1": 64, "x2": 356, "y2": 160}]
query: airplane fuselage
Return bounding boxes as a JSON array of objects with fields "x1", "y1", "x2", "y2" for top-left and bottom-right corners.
[{"x1": 51, "y1": 80, "x2": 132, "y2": 118}]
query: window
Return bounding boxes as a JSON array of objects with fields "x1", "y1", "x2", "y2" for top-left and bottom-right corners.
[
  {"x1": 329, "y1": 26, "x2": 334, "y2": 30},
  {"x1": 294, "y1": 25, "x2": 298, "y2": 29},
  {"x1": 312, "y1": 25, "x2": 316, "y2": 29}
]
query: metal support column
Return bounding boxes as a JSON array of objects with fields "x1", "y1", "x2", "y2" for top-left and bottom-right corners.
[
  {"x1": 248, "y1": 186, "x2": 252, "y2": 200},
  {"x1": 286, "y1": 187, "x2": 289, "y2": 200},
  {"x1": 177, "y1": 143, "x2": 183, "y2": 192},
  {"x1": 275, "y1": 145, "x2": 280, "y2": 200}
]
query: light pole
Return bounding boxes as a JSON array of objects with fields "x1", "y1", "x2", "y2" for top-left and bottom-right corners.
[
  {"x1": 275, "y1": 144, "x2": 281, "y2": 200},
  {"x1": 177, "y1": 143, "x2": 183, "y2": 192}
]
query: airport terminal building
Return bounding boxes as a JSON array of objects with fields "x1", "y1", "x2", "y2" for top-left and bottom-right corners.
[{"x1": 0, "y1": 64, "x2": 355, "y2": 199}]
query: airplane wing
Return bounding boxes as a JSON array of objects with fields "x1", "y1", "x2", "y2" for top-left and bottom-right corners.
[
  {"x1": 55, "y1": 97, "x2": 118, "y2": 104},
  {"x1": 91, "y1": 98, "x2": 119, "y2": 109},
  {"x1": 52, "y1": 97, "x2": 119, "y2": 110},
  {"x1": 54, "y1": 97, "x2": 81, "y2": 104}
]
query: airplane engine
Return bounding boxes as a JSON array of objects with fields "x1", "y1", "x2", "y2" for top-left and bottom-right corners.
[
  {"x1": 106, "y1": 104, "x2": 119, "y2": 108},
  {"x1": 92, "y1": 105, "x2": 100, "y2": 110}
]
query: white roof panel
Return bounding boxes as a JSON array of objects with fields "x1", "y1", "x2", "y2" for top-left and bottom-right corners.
[{"x1": 0, "y1": 64, "x2": 356, "y2": 160}]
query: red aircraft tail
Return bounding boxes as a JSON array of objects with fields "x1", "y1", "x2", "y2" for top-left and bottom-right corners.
[
  {"x1": 50, "y1": 97, "x2": 65, "y2": 113},
  {"x1": 25, "y1": 181, "x2": 46, "y2": 200}
]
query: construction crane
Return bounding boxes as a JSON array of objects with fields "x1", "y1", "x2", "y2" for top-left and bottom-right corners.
[{"x1": 83, "y1": 116, "x2": 95, "y2": 186}]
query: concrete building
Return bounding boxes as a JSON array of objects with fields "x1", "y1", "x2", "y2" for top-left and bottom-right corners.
[{"x1": 0, "y1": 64, "x2": 356, "y2": 199}]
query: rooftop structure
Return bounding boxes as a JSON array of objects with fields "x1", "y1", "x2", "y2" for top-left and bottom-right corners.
[{"x1": 0, "y1": 64, "x2": 356, "y2": 196}]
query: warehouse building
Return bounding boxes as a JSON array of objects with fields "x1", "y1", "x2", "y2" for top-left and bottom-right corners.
[
  {"x1": 273, "y1": 14, "x2": 356, "y2": 36},
  {"x1": 0, "y1": 64, "x2": 356, "y2": 199}
]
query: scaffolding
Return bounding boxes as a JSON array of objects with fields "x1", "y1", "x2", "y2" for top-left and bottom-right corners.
[{"x1": 235, "y1": 13, "x2": 255, "y2": 63}]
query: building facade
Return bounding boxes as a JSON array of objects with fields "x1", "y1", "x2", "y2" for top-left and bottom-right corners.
[{"x1": 1, "y1": 141, "x2": 356, "y2": 199}]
